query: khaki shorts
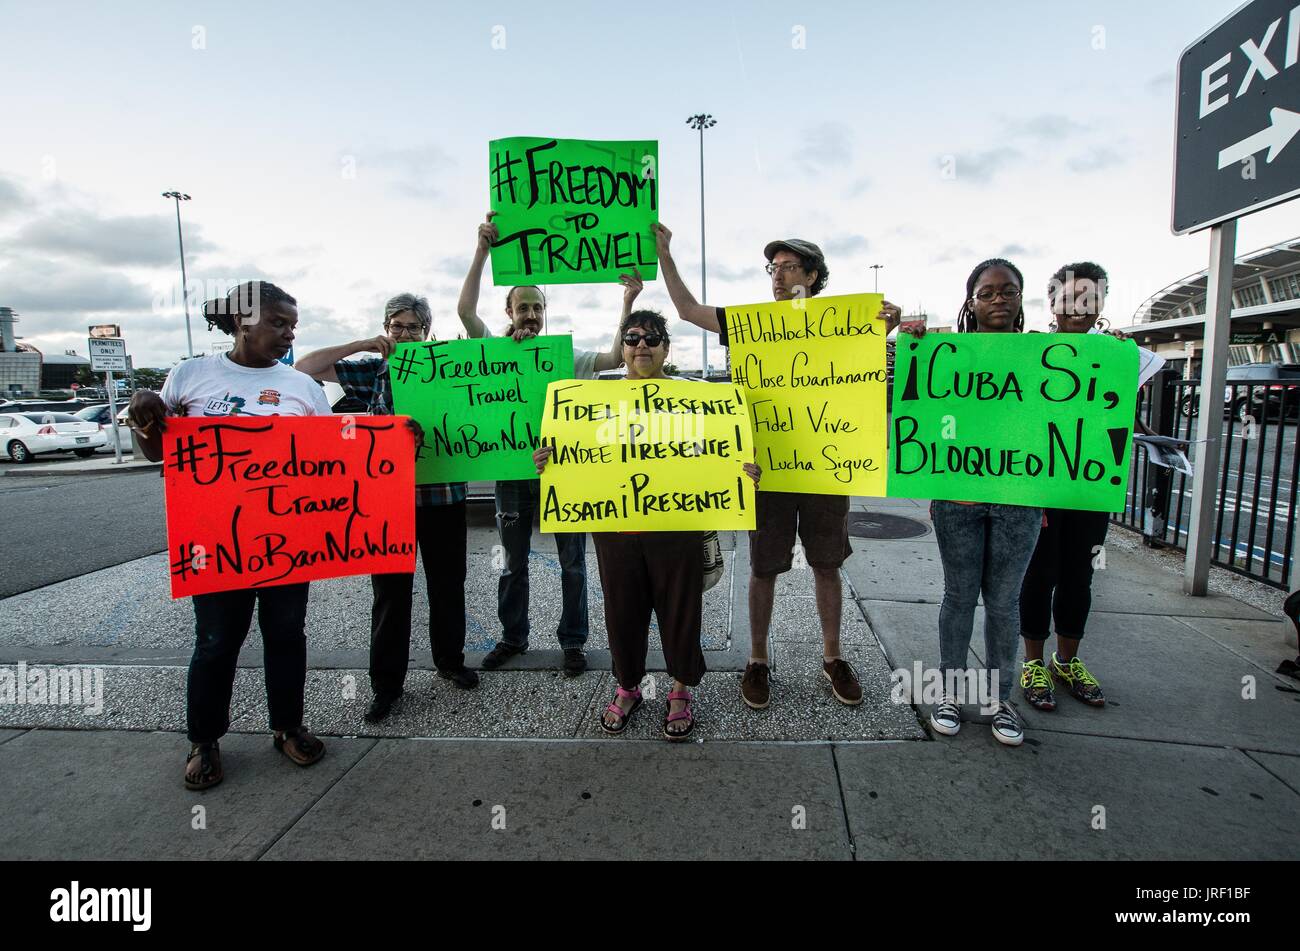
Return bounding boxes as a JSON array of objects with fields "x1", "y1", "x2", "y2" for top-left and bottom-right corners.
[{"x1": 749, "y1": 491, "x2": 852, "y2": 577}]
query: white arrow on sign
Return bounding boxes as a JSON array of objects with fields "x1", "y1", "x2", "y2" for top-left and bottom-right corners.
[{"x1": 1217, "y1": 107, "x2": 1300, "y2": 169}]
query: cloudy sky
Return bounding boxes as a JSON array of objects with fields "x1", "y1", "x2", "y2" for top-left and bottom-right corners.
[{"x1": 5, "y1": 0, "x2": 1300, "y2": 372}]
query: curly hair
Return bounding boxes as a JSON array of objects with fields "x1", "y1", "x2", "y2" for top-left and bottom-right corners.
[
  {"x1": 794, "y1": 251, "x2": 829, "y2": 296},
  {"x1": 202, "y1": 282, "x2": 296, "y2": 337},
  {"x1": 620, "y1": 308, "x2": 670, "y2": 344}
]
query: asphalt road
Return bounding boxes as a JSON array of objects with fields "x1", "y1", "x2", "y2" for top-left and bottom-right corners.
[
  {"x1": 0, "y1": 471, "x2": 166, "y2": 597},
  {"x1": 1128, "y1": 415, "x2": 1298, "y2": 582}
]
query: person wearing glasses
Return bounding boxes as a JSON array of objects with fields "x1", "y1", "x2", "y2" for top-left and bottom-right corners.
[
  {"x1": 897, "y1": 259, "x2": 1042, "y2": 747},
  {"x1": 533, "y1": 309, "x2": 762, "y2": 739},
  {"x1": 652, "y1": 223, "x2": 902, "y2": 713},
  {"x1": 457, "y1": 211, "x2": 635, "y2": 678},
  {"x1": 297, "y1": 293, "x2": 479, "y2": 725}
]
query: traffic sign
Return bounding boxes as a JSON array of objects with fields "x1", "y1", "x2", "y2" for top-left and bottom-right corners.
[
  {"x1": 88, "y1": 337, "x2": 127, "y2": 373},
  {"x1": 1173, "y1": 0, "x2": 1300, "y2": 234}
]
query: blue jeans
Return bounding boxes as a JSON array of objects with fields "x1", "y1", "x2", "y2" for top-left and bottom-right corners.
[
  {"x1": 931, "y1": 502, "x2": 1042, "y2": 702},
  {"x1": 496, "y1": 479, "x2": 589, "y2": 649}
]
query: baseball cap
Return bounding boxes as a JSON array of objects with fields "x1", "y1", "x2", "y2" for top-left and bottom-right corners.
[{"x1": 764, "y1": 238, "x2": 825, "y2": 263}]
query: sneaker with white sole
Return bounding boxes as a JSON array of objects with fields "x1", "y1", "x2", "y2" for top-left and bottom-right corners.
[
  {"x1": 991, "y1": 701, "x2": 1024, "y2": 746},
  {"x1": 930, "y1": 694, "x2": 961, "y2": 736}
]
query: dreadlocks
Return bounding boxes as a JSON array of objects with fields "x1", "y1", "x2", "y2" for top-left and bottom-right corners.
[
  {"x1": 957, "y1": 258, "x2": 1025, "y2": 333},
  {"x1": 202, "y1": 281, "x2": 297, "y2": 336}
]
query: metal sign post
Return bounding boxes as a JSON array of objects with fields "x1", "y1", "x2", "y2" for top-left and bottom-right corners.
[
  {"x1": 1184, "y1": 220, "x2": 1236, "y2": 594},
  {"x1": 104, "y1": 371, "x2": 123, "y2": 464},
  {"x1": 89, "y1": 336, "x2": 128, "y2": 465},
  {"x1": 1173, "y1": 0, "x2": 1300, "y2": 593}
]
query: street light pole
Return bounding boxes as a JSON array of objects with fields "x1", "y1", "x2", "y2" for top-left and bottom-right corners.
[
  {"x1": 163, "y1": 191, "x2": 193, "y2": 358},
  {"x1": 870, "y1": 264, "x2": 883, "y2": 293},
  {"x1": 686, "y1": 113, "x2": 716, "y2": 379}
]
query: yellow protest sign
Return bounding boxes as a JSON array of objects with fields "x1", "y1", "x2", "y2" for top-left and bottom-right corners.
[
  {"x1": 539, "y1": 378, "x2": 756, "y2": 532},
  {"x1": 723, "y1": 293, "x2": 888, "y2": 495}
]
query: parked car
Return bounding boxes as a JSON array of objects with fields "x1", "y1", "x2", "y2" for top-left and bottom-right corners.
[
  {"x1": 1180, "y1": 363, "x2": 1300, "y2": 421},
  {"x1": 0, "y1": 412, "x2": 108, "y2": 462},
  {"x1": 0, "y1": 398, "x2": 99, "y2": 415},
  {"x1": 74, "y1": 404, "x2": 134, "y2": 453}
]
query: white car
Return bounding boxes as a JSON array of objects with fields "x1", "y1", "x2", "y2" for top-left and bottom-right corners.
[
  {"x1": 74, "y1": 404, "x2": 135, "y2": 453},
  {"x1": 0, "y1": 412, "x2": 108, "y2": 462}
]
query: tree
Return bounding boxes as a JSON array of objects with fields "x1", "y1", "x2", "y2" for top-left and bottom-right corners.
[
  {"x1": 132, "y1": 367, "x2": 167, "y2": 390},
  {"x1": 663, "y1": 362, "x2": 679, "y2": 376}
]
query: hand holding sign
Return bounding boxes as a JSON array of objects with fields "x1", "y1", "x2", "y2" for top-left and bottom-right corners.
[
  {"x1": 539, "y1": 379, "x2": 756, "y2": 532},
  {"x1": 489, "y1": 137, "x2": 659, "y2": 285},
  {"x1": 389, "y1": 335, "x2": 575, "y2": 482},
  {"x1": 887, "y1": 333, "x2": 1138, "y2": 511},
  {"x1": 162, "y1": 416, "x2": 416, "y2": 598}
]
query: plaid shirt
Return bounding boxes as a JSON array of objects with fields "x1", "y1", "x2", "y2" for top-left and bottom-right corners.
[{"x1": 334, "y1": 356, "x2": 466, "y2": 507}]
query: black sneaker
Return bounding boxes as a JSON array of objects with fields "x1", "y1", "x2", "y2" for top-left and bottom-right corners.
[
  {"x1": 991, "y1": 701, "x2": 1024, "y2": 747},
  {"x1": 562, "y1": 648, "x2": 587, "y2": 677},
  {"x1": 480, "y1": 641, "x2": 526, "y2": 670},
  {"x1": 363, "y1": 690, "x2": 402, "y2": 724},
  {"x1": 437, "y1": 666, "x2": 480, "y2": 689}
]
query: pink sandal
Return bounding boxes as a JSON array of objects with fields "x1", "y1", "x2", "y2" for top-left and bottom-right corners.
[
  {"x1": 601, "y1": 685, "x2": 643, "y2": 735},
  {"x1": 663, "y1": 689, "x2": 695, "y2": 741}
]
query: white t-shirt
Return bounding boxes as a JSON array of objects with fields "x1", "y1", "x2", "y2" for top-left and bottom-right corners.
[
  {"x1": 161, "y1": 353, "x2": 333, "y2": 418},
  {"x1": 478, "y1": 326, "x2": 599, "y2": 379}
]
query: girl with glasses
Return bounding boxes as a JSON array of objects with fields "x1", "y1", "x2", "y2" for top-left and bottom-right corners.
[{"x1": 900, "y1": 259, "x2": 1040, "y2": 746}]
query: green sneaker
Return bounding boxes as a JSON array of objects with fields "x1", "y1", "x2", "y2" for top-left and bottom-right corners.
[
  {"x1": 1051, "y1": 652, "x2": 1105, "y2": 707},
  {"x1": 1020, "y1": 659, "x2": 1056, "y2": 711}
]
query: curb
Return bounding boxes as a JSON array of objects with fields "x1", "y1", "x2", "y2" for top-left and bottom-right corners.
[{"x1": 3, "y1": 461, "x2": 161, "y2": 478}]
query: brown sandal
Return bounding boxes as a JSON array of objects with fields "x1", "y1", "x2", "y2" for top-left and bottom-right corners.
[
  {"x1": 184, "y1": 742, "x2": 223, "y2": 790},
  {"x1": 274, "y1": 726, "x2": 325, "y2": 766}
]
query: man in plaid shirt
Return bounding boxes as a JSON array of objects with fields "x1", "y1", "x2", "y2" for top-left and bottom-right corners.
[{"x1": 297, "y1": 292, "x2": 478, "y2": 724}]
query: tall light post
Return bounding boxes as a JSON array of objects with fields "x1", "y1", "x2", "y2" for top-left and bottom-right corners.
[
  {"x1": 870, "y1": 263, "x2": 884, "y2": 293},
  {"x1": 162, "y1": 191, "x2": 194, "y2": 358},
  {"x1": 686, "y1": 113, "x2": 716, "y2": 379}
]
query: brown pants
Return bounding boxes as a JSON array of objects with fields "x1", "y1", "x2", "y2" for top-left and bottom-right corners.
[{"x1": 593, "y1": 532, "x2": 706, "y2": 690}]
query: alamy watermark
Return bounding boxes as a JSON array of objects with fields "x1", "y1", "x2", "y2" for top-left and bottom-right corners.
[{"x1": 0, "y1": 663, "x2": 105, "y2": 715}]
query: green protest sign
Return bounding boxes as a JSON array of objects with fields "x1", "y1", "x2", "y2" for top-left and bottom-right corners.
[
  {"x1": 488, "y1": 136, "x2": 659, "y2": 285},
  {"x1": 389, "y1": 335, "x2": 575, "y2": 483},
  {"x1": 887, "y1": 333, "x2": 1137, "y2": 511}
]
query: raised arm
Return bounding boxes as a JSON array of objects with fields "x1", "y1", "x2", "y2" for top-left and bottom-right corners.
[
  {"x1": 456, "y1": 212, "x2": 496, "y2": 339},
  {"x1": 296, "y1": 336, "x2": 395, "y2": 383},
  {"x1": 653, "y1": 223, "x2": 721, "y2": 333},
  {"x1": 593, "y1": 268, "x2": 643, "y2": 372}
]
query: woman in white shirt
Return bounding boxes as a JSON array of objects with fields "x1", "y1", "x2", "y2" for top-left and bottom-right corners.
[{"x1": 130, "y1": 282, "x2": 333, "y2": 790}]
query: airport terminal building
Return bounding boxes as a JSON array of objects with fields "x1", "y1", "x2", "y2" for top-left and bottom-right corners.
[{"x1": 1116, "y1": 238, "x2": 1300, "y2": 371}]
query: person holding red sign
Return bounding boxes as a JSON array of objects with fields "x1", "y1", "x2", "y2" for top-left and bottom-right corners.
[
  {"x1": 129, "y1": 282, "x2": 334, "y2": 790},
  {"x1": 297, "y1": 293, "x2": 479, "y2": 725}
]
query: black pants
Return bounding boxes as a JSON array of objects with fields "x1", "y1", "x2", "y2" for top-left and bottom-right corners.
[
  {"x1": 187, "y1": 582, "x2": 310, "y2": 744},
  {"x1": 370, "y1": 502, "x2": 467, "y2": 695},
  {"x1": 1019, "y1": 508, "x2": 1110, "y2": 641},
  {"x1": 593, "y1": 532, "x2": 706, "y2": 690}
]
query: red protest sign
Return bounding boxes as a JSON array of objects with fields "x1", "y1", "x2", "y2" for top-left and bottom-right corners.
[{"x1": 162, "y1": 416, "x2": 416, "y2": 598}]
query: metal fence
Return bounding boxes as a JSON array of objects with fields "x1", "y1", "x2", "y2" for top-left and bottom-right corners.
[{"x1": 1117, "y1": 371, "x2": 1300, "y2": 588}]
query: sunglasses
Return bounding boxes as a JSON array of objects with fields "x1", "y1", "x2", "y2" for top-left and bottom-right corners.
[{"x1": 622, "y1": 333, "x2": 664, "y2": 348}]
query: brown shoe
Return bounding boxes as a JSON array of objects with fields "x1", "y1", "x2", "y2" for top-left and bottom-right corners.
[
  {"x1": 823, "y1": 659, "x2": 863, "y2": 706},
  {"x1": 740, "y1": 662, "x2": 770, "y2": 710}
]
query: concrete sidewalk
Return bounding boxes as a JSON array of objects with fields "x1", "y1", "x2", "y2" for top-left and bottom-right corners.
[{"x1": 1, "y1": 498, "x2": 1298, "y2": 859}]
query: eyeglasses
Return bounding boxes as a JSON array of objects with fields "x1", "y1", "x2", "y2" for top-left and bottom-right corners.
[
  {"x1": 973, "y1": 287, "x2": 1022, "y2": 303},
  {"x1": 765, "y1": 263, "x2": 804, "y2": 277},
  {"x1": 622, "y1": 333, "x2": 664, "y2": 348},
  {"x1": 386, "y1": 322, "x2": 424, "y2": 337}
]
